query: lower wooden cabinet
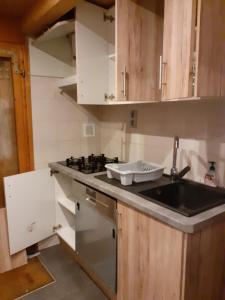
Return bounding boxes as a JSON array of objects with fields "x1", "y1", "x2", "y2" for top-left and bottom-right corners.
[{"x1": 117, "y1": 202, "x2": 225, "y2": 300}]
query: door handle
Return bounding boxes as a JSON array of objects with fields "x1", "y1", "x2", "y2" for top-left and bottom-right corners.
[
  {"x1": 159, "y1": 55, "x2": 167, "y2": 91},
  {"x1": 159, "y1": 55, "x2": 163, "y2": 90},
  {"x1": 122, "y1": 66, "x2": 127, "y2": 99}
]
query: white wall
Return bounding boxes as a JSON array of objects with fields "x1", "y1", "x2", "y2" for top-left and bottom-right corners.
[
  {"x1": 99, "y1": 100, "x2": 225, "y2": 187},
  {"x1": 29, "y1": 40, "x2": 100, "y2": 169}
]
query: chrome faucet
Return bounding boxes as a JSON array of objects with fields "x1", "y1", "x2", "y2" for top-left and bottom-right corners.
[{"x1": 170, "y1": 136, "x2": 191, "y2": 180}]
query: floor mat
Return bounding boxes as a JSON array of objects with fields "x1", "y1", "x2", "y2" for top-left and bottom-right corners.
[{"x1": 0, "y1": 257, "x2": 55, "y2": 300}]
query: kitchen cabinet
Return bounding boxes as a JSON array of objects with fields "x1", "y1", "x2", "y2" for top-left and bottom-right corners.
[
  {"x1": 76, "y1": 1, "x2": 115, "y2": 104},
  {"x1": 4, "y1": 169, "x2": 78, "y2": 255},
  {"x1": 162, "y1": 0, "x2": 225, "y2": 100},
  {"x1": 116, "y1": 0, "x2": 164, "y2": 102},
  {"x1": 161, "y1": 0, "x2": 196, "y2": 100},
  {"x1": 117, "y1": 202, "x2": 225, "y2": 300},
  {"x1": 76, "y1": 0, "x2": 225, "y2": 104}
]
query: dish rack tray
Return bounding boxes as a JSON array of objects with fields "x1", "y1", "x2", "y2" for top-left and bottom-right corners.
[{"x1": 105, "y1": 160, "x2": 164, "y2": 186}]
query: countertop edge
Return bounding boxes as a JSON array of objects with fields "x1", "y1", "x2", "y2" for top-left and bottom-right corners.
[{"x1": 49, "y1": 162, "x2": 225, "y2": 234}]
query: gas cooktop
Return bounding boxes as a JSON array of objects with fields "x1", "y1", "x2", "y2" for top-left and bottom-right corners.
[{"x1": 58, "y1": 154, "x2": 119, "y2": 174}]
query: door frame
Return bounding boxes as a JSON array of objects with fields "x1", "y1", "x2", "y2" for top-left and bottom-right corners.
[{"x1": 0, "y1": 42, "x2": 34, "y2": 174}]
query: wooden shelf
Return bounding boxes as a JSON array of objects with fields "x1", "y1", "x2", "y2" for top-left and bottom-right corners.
[
  {"x1": 57, "y1": 196, "x2": 76, "y2": 215},
  {"x1": 57, "y1": 226, "x2": 75, "y2": 251},
  {"x1": 57, "y1": 75, "x2": 77, "y2": 89}
]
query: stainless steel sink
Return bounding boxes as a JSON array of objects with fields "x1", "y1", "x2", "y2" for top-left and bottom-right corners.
[{"x1": 139, "y1": 180, "x2": 225, "y2": 216}]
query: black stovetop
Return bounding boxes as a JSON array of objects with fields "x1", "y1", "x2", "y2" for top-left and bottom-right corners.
[{"x1": 58, "y1": 154, "x2": 119, "y2": 174}]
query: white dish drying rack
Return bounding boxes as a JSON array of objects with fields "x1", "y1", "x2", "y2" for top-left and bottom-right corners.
[{"x1": 105, "y1": 160, "x2": 164, "y2": 186}]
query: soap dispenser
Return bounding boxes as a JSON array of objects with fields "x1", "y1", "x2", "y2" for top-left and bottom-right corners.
[{"x1": 204, "y1": 161, "x2": 217, "y2": 187}]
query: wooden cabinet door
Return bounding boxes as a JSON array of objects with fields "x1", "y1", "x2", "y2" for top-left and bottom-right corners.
[
  {"x1": 195, "y1": 0, "x2": 225, "y2": 97},
  {"x1": 116, "y1": 0, "x2": 164, "y2": 102},
  {"x1": 162, "y1": 0, "x2": 197, "y2": 100},
  {"x1": 4, "y1": 169, "x2": 55, "y2": 255},
  {"x1": 117, "y1": 202, "x2": 184, "y2": 300}
]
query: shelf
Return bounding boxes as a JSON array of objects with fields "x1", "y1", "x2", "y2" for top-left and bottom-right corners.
[
  {"x1": 57, "y1": 196, "x2": 76, "y2": 215},
  {"x1": 33, "y1": 20, "x2": 75, "y2": 45},
  {"x1": 57, "y1": 75, "x2": 77, "y2": 89},
  {"x1": 57, "y1": 226, "x2": 75, "y2": 251}
]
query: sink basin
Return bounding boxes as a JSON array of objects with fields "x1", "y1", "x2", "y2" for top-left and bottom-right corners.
[{"x1": 139, "y1": 180, "x2": 225, "y2": 216}]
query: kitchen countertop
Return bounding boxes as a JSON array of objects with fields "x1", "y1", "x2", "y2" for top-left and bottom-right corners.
[{"x1": 49, "y1": 162, "x2": 225, "y2": 233}]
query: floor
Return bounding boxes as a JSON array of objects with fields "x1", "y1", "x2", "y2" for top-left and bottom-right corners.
[{"x1": 22, "y1": 245, "x2": 108, "y2": 300}]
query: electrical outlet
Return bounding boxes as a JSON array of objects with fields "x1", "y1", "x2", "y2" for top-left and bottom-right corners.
[{"x1": 130, "y1": 110, "x2": 138, "y2": 128}]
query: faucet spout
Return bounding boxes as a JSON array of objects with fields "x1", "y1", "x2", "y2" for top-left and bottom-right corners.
[
  {"x1": 170, "y1": 136, "x2": 179, "y2": 177},
  {"x1": 170, "y1": 136, "x2": 191, "y2": 180}
]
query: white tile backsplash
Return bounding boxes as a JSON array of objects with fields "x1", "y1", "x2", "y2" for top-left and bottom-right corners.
[{"x1": 31, "y1": 76, "x2": 100, "y2": 169}]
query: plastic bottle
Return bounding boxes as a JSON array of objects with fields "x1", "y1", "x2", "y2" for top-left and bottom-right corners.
[{"x1": 204, "y1": 161, "x2": 217, "y2": 187}]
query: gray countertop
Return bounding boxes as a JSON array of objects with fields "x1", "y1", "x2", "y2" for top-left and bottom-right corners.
[{"x1": 49, "y1": 162, "x2": 225, "y2": 234}]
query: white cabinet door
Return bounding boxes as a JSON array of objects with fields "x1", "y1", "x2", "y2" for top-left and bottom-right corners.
[
  {"x1": 76, "y1": 1, "x2": 109, "y2": 104},
  {"x1": 4, "y1": 169, "x2": 55, "y2": 255}
]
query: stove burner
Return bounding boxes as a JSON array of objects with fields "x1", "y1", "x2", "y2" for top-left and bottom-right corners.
[{"x1": 59, "y1": 154, "x2": 119, "y2": 174}]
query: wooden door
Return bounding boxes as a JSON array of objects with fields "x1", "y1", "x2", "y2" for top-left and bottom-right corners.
[
  {"x1": 0, "y1": 43, "x2": 34, "y2": 208},
  {"x1": 116, "y1": 0, "x2": 164, "y2": 102},
  {"x1": 195, "y1": 0, "x2": 225, "y2": 97},
  {"x1": 4, "y1": 169, "x2": 55, "y2": 255},
  {"x1": 117, "y1": 202, "x2": 184, "y2": 300},
  {"x1": 0, "y1": 58, "x2": 19, "y2": 208},
  {"x1": 162, "y1": 0, "x2": 197, "y2": 100}
]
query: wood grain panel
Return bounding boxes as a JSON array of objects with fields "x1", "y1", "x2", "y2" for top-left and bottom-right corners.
[
  {"x1": 0, "y1": 58, "x2": 19, "y2": 208},
  {"x1": 117, "y1": 202, "x2": 184, "y2": 300},
  {"x1": 0, "y1": 0, "x2": 37, "y2": 18},
  {"x1": 0, "y1": 18, "x2": 25, "y2": 44},
  {"x1": 182, "y1": 220, "x2": 225, "y2": 300},
  {"x1": 116, "y1": 0, "x2": 164, "y2": 102},
  {"x1": 0, "y1": 43, "x2": 34, "y2": 174},
  {"x1": 162, "y1": 0, "x2": 197, "y2": 100},
  {"x1": 0, "y1": 208, "x2": 27, "y2": 273},
  {"x1": 87, "y1": 0, "x2": 115, "y2": 9},
  {"x1": 22, "y1": 0, "x2": 77, "y2": 37},
  {"x1": 195, "y1": 0, "x2": 225, "y2": 97}
]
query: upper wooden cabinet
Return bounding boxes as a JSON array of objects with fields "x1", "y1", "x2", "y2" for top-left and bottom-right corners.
[
  {"x1": 75, "y1": 0, "x2": 225, "y2": 104},
  {"x1": 161, "y1": 0, "x2": 196, "y2": 100},
  {"x1": 195, "y1": 0, "x2": 225, "y2": 97},
  {"x1": 116, "y1": 0, "x2": 164, "y2": 102},
  {"x1": 162, "y1": 0, "x2": 225, "y2": 100}
]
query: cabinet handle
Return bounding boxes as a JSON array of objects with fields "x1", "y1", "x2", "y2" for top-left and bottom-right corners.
[
  {"x1": 122, "y1": 66, "x2": 127, "y2": 99},
  {"x1": 159, "y1": 55, "x2": 163, "y2": 90},
  {"x1": 117, "y1": 212, "x2": 122, "y2": 233},
  {"x1": 86, "y1": 196, "x2": 96, "y2": 206},
  {"x1": 96, "y1": 199, "x2": 109, "y2": 208}
]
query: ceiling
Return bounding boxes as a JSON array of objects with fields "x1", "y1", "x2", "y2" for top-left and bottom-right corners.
[
  {"x1": 86, "y1": 0, "x2": 115, "y2": 9},
  {"x1": 0, "y1": 0, "x2": 38, "y2": 18}
]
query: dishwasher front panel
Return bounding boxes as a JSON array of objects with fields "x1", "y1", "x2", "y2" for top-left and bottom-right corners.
[{"x1": 75, "y1": 184, "x2": 117, "y2": 293}]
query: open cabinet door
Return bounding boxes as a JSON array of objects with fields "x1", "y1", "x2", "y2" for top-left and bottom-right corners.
[
  {"x1": 76, "y1": 1, "x2": 109, "y2": 104},
  {"x1": 4, "y1": 169, "x2": 55, "y2": 255}
]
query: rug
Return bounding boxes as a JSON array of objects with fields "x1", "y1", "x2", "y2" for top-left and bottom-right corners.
[{"x1": 0, "y1": 257, "x2": 55, "y2": 300}]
